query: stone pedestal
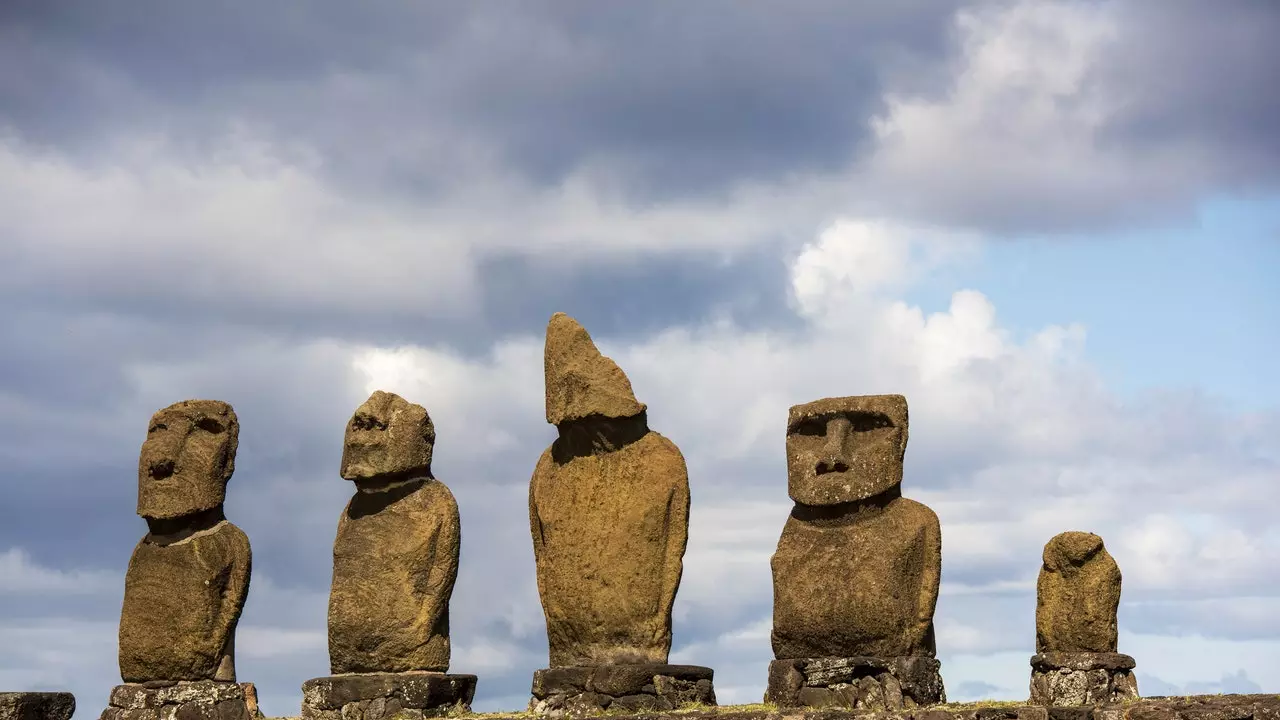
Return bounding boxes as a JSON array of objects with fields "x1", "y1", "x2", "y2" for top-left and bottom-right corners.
[
  {"x1": 301, "y1": 673, "x2": 477, "y2": 720},
  {"x1": 1029, "y1": 652, "x2": 1139, "y2": 707},
  {"x1": 0, "y1": 692, "x2": 76, "y2": 720},
  {"x1": 99, "y1": 681, "x2": 253, "y2": 720},
  {"x1": 529, "y1": 664, "x2": 716, "y2": 717},
  {"x1": 765, "y1": 656, "x2": 946, "y2": 710}
]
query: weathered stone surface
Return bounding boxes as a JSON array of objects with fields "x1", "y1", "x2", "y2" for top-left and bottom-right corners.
[
  {"x1": 544, "y1": 312, "x2": 646, "y2": 425},
  {"x1": 338, "y1": 391, "x2": 435, "y2": 484},
  {"x1": 772, "y1": 395, "x2": 940, "y2": 662},
  {"x1": 118, "y1": 520, "x2": 252, "y2": 683},
  {"x1": 237, "y1": 685, "x2": 258, "y2": 719},
  {"x1": 529, "y1": 665, "x2": 714, "y2": 717},
  {"x1": 1031, "y1": 654, "x2": 1136, "y2": 673},
  {"x1": 328, "y1": 390, "x2": 460, "y2": 675},
  {"x1": 120, "y1": 400, "x2": 250, "y2": 685},
  {"x1": 1029, "y1": 654, "x2": 1139, "y2": 707},
  {"x1": 531, "y1": 666, "x2": 713, "y2": 698},
  {"x1": 1037, "y1": 532, "x2": 1122, "y2": 654},
  {"x1": 784, "y1": 395, "x2": 909, "y2": 506},
  {"x1": 0, "y1": 692, "x2": 75, "y2": 720},
  {"x1": 136, "y1": 400, "x2": 239, "y2": 520},
  {"x1": 530, "y1": 314, "x2": 691, "y2": 667},
  {"x1": 110, "y1": 682, "x2": 245, "y2": 710},
  {"x1": 102, "y1": 682, "x2": 249, "y2": 720},
  {"x1": 498, "y1": 693, "x2": 1280, "y2": 720},
  {"x1": 300, "y1": 673, "x2": 476, "y2": 712},
  {"x1": 764, "y1": 657, "x2": 944, "y2": 710}
]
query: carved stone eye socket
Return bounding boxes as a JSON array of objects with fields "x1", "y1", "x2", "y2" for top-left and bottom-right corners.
[
  {"x1": 351, "y1": 415, "x2": 388, "y2": 432},
  {"x1": 195, "y1": 417, "x2": 225, "y2": 434},
  {"x1": 148, "y1": 422, "x2": 168, "y2": 434},
  {"x1": 846, "y1": 412, "x2": 893, "y2": 433},
  {"x1": 791, "y1": 418, "x2": 827, "y2": 437}
]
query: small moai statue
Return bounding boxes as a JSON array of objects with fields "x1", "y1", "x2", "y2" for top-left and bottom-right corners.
[
  {"x1": 765, "y1": 395, "x2": 946, "y2": 710},
  {"x1": 527, "y1": 313, "x2": 715, "y2": 716},
  {"x1": 1029, "y1": 531, "x2": 1139, "y2": 706},
  {"x1": 102, "y1": 400, "x2": 257, "y2": 720},
  {"x1": 300, "y1": 391, "x2": 477, "y2": 720}
]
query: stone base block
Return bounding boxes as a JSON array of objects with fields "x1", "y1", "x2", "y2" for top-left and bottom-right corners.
[
  {"x1": 99, "y1": 681, "x2": 252, "y2": 720},
  {"x1": 765, "y1": 656, "x2": 947, "y2": 710},
  {"x1": 1029, "y1": 652, "x2": 1139, "y2": 707},
  {"x1": 529, "y1": 664, "x2": 716, "y2": 717},
  {"x1": 301, "y1": 672, "x2": 477, "y2": 720},
  {"x1": 0, "y1": 692, "x2": 76, "y2": 720}
]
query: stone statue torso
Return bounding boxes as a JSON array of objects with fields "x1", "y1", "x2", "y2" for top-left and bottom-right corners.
[
  {"x1": 771, "y1": 497, "x2": 939, "y2": 659},
  {"x1": 118, "y1": 520, "x2": 251, "y2": 682},
  {"x1": 530, "y1": 430, "x2": 689, "y2": 666},
  {"x1": 328, "y1": 478, "x2": 460, "y2": 674}
]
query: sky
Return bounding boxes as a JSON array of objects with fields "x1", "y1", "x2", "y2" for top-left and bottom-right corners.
[{"x1": 1, "y1": 0, "x2": 1278, "y2": 716}]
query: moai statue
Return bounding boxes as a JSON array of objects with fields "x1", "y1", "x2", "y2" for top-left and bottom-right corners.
[
  {"x1": 765, "y1": 395, "x2": 946, "y2": 710},
  {"x1": 527, "y1": 313, "x2": 715, "y2": 716},
  {"x1": 102, "y1": 400, "x2": 257, "y2": 720},
  {"x1": 300, "y1": 391, "x2": 476, "y2": 720},
  {"x1": 1029, "y1": 531, "x2": 1139, "y2": 706}
]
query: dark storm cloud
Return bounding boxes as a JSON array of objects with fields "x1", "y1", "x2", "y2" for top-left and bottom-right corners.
[
  {"x1": 1100, "y1": 0, "x2": 1280, "y2": 190},
  {"x1": 0, "y1": 1, "x2": 964, "y2": 200}
]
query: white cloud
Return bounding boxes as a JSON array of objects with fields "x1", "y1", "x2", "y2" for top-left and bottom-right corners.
[
  {"x1": 858, "y1": 0, "x2": 1220, "y2": 232},
  {"x1": 0, "y1": 548, "x2": 120, "y2": 595}
]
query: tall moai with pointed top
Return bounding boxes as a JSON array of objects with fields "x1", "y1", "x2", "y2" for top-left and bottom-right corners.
[
  {"x1": 765, "y1": 394, "x2": 946, "y2": 711},
  {"x1": 102, "y1": 399, "x2": 256, "y2": 720},
  {"x1": 527, "y1": 313, "x2": 715, "y2": 716},
  {"x1": 1030, "y1": 531, "x2": 1138, "y2": 706},
  {"x1": 301, "y1": 391, "x2": 477, "y2": 720}
]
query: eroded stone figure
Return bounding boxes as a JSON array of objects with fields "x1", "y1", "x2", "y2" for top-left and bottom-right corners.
[
  {"x1": 529, "y1": 313, "x2": 689, "y2": 667},
  {"x1": 118, "y1": 399, "x2": 251, "y2": 684},
  {"x1": 772, "y1": 394, "x2": 940, "y2": 659},
  {"x1": 1036, "y1": 531, "x2": 1120, "y2": 654},
  {"x1": 327, "y1": 390, "x2": 461, "y2": 675},
  {"x1": 527, "y1": 313, "x2": 713, "y2": 714},
  {"x1": 1029, "y1": 531, "x2": 1137, "y2": 706},
  {"x1": 767, "y1": 395, "x2": 944, "y2": 709}
]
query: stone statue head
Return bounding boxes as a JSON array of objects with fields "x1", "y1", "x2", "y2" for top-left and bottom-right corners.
[
  {"x1": 137, "y1": 399, "x2": 239, "y2": 520},
  {"x1": 785, "y1": 394, "x2": 908, "y2": 506},
  {"x1": 1042, "y1": 531, "x2": 1105, "y2": 576},
  {"x1": 340, "y1": 390, "x2": 435, "y2": 484}
]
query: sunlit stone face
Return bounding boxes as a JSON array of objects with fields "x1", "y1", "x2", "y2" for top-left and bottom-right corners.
[
  {"x1": 785, "y1": 394, "x2": 908, "y2": 506},
  {"x1": 136, "y1": 400, "x2": 238, "y2": 519},
  {"x1": 340, "y1": 390, "x2": 435, "y2": 483}
]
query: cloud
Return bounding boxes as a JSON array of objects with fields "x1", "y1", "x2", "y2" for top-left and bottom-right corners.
[
  {"x1": 859, "y1": 0, "x2": 1280, "y2": 233},
  {"x1": 0, "y1": 548, "x2": 119, "y2": 595},
  {"x1": 1140, "y1": 669, "x2": 1263, "y2": 697}
]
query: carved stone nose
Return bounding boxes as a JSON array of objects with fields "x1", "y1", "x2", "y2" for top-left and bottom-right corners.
[
  {"x1": 149, "y1": 459, "x2": 176, "y2": 480},
  {"x1": 815, "y1": 459, "x2": 850, "y2": 475}
]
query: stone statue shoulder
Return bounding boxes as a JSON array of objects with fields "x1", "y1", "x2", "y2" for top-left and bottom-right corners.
[
  {"x1": 629, "y1": 430, "x2": 689, "y2": 481},
  {"x1": 406, "y1": 477, "x2": 461, "y2": 522}
]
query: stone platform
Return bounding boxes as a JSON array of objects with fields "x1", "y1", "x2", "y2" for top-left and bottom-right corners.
[
  {"x1": 1030, "y1": 653, "x2": 1138, "y2": 707},
  {"x1": 0, "y1": 692, "x2": 76, "y2": 720},
  {"x1": 529, "y1": 664, "x2": 716, "y2": 717},
  {"x1": 99, "y1": 681, "x2": 255, "y2": 720},
  {"x1": 485, "y1": 692, "x2": 1280, "y2": 720},
  {"x1": 301, "y1": 672, "x2": 477, "y2": 720},
  {"x1": 765, "y1": 656, "x2": 947, "y2": 710}
]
